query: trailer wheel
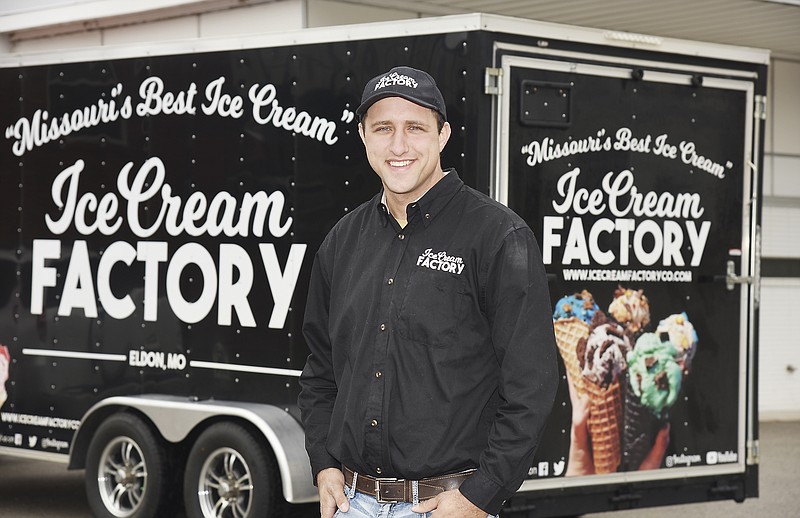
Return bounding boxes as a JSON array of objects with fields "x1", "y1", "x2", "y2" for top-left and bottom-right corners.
[
  {"x1": 85, "y1": 412, "x2": 173, "y2": 518},
  {"x1": 183, "y1": 422, "x2": 287, "y2": 518}
]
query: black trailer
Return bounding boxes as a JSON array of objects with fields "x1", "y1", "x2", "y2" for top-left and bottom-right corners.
[{"x1": 0, "y1": 13, "x2": 766, "y2": 518}]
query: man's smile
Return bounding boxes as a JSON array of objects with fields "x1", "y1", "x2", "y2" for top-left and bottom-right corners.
[{"x1": 388, "y1": 159, "x2": 414, "y2": 168}]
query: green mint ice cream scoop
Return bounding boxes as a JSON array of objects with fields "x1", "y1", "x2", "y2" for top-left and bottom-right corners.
[{"x1": 626, "y1": 333, "x2": 683, "y2": 419}]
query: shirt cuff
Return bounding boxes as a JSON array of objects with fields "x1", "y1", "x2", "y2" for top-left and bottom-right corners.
[
  {"x1": 309, "y1": 451, "x2": 341, "y2": 486},
  {"x1": 458, "y1": 469, "x2": 512, "y2": 515}
]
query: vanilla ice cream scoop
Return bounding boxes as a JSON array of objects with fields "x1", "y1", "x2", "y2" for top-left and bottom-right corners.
[
  {"x1": 608, "y1": 286, "x2": 650, "y2": 335},
  {"x1": 656, "y1": 312, "x2": 698, "y2": 373}
]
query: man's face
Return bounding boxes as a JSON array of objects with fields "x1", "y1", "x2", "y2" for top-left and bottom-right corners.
[{"x1": 359, "y1": 96, "x2": 451, "y2": 205}]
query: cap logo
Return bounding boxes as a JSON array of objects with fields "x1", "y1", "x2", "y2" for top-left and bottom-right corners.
[{"x1": 374, "y1": 71, "x2": 418, "y2": 91}]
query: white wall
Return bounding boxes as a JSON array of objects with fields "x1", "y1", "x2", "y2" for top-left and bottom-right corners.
[
  {"x1": 201, "y1": 1, "x2": 304, "y2": 37},
  {"x1": 759, "y1": 279, "x2": 800, "y2": 420},
  {"x1": 764, "y1": 59, "x2": 800, "y2": 202},
  {"x1": 760, "y1": 57, "x2": 800, "y2": 420},
  {"x1": 769, "y1": 59, "x2": 800, "y2": 156},
  {"x1": 102, "y1": 15, "x2": 200, "y2": 47},
  {"x1": 306, "y1": 0, "x2": 417, "y2": 27},
  {"x1": 10, "y1": 0, "x2": 306, "y2": 53}
]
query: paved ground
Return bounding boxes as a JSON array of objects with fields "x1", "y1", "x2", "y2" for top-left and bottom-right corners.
[
  {"x1": 0, "y1": 421, "x2": 797, "y2": 517},
  {"x1": 582, "y1": 420, "x2": 800, "y2": 518}
]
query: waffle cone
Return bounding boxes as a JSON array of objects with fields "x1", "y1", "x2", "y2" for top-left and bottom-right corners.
[
  {"x1": 585, "y1": 377, "x2": 623, "y2": 473},
  {"x1": 621, "y1": 389, "x2": 662, "y2": 471},
  {"x1": 553, "y1": 318, "x2": 590, "y2": 396}
]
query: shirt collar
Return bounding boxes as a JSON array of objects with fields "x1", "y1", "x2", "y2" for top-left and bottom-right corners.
[{"x1": 375, "y1": 168, "x2": 463, "y2": 228}]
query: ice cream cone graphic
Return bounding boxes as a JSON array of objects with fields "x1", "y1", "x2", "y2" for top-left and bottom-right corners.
[
  {"x1": 554, "y1": 317, "x2": 590, "y2": 396},
  {"x1": 578, "y1": 312, "x2": 632, "y2": 473},
  {"x1": 585, "y1": 376, "x2": 624, "y2": 473},
  {"x1": 552, "y1": 291, "x2": 598, "y2": 397},
  {"x1": 622, "y1": 333, "x2": 682, "y2": 470}
]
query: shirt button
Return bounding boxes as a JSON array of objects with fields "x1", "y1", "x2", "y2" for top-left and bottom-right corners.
[
  {"x1": 371, "y1": 419, "x2": 379, "y2": 427},
  {"x1": 375, "y1": 371, "x2": 382, "y2": 378},
  {"x1": 425, "y1": 213, "x2": 431, "y2": 219},
  {"x1": 376, "y1": 467, "x2": 383, "y2": 474},
  {"x1": 398, "y1": 234, "x2": 405, "y2": 240},
  {"x1": 380, "y1": 323, "x2": 386, "y2": 331},
  {"x1": 387, "y1": 278, "x2": 394, "y2": 285}
]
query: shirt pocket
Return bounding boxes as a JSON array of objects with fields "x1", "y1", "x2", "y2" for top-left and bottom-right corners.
[{"x1": 396, "y1": 268, "x2": 469, "y2": 348}]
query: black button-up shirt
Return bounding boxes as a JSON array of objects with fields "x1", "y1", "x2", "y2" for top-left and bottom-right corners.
[{"x1": 298, "y1": 169, "x2": 557, "y2": 514}]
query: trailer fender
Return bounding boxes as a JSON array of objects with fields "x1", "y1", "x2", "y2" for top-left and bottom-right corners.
[{"x1": 69, "y1": 394, "x2": 316, "y2": 503}]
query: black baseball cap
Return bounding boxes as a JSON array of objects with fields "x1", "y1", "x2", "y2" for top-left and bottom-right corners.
[{"x1": 356, "y1": 66, "x2": 447, "y2": 121}]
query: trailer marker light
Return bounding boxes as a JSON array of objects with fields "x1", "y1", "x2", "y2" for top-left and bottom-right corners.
[{"x1": 604, "y1": 31, "x2": 663, "y2": 46}]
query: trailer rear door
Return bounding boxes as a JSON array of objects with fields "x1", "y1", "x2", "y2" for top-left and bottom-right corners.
[{"x1": 491, "y1": 45, "x2": 761, "y2": 496}]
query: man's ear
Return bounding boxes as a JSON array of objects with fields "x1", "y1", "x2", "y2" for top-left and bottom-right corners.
[
  {"x1": 439, "y1": 121, "x2": 452, "y2": 151},
  {"x1": 358, "y1": 122, "x2": 366, "y2": 145}
]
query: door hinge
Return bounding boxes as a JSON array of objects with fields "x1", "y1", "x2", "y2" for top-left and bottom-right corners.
[
  {"x1": 754, "y1": 95, "x2": 767, "y2": 121},
  {"x1": 747, "y1": 439, "x2": 760, "y2": 465},
  {"x1": 485, "y1": 67, "x2": 502, "y2": 95}
]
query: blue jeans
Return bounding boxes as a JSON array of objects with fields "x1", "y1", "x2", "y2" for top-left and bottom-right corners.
[
  {"x1": 334, "y1": 486, "x2": 498, "y2": 518},
  {"x1": 334, "y1": 487, "x2": 429, "y2": 517}
]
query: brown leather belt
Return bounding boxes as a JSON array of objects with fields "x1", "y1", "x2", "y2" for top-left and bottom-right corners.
[{"x1": 343, "y1": 465, "x2": 476, "y2": 504}]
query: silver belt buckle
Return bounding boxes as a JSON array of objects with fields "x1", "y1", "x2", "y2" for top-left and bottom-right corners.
[{"x1": 374, "y1": 477, "x2": 399, "y2": 503}]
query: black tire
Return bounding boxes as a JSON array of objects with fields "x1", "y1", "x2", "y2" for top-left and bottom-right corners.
[
  {"x1": 85, "y1": 412, "x2": 173, "y2": 518},
  {"x1": 183, "y1": 421, "x2": 288, "y2": 518}
]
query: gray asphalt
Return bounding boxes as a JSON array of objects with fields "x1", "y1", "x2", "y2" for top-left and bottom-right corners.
[
  {"x1": 1, "y1": 421, "x2": 797, "y2": 517},
  {"x1": 584, "y1": 420, "x2": 800, "y2": 518}
]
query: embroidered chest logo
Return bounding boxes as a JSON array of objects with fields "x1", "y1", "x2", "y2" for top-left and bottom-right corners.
[{"x1": 416, "y1": 248, "x2": 465, "y2": 275}]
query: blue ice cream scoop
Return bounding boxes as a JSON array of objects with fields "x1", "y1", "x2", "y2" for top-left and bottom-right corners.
[{"x1": 553, "y1": 290, "x2": 599, "y2": 324}]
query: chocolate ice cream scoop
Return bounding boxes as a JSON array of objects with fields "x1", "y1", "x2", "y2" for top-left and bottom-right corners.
[{"x1": 579, "y1": 317, "x2": 633, "y2": 388}]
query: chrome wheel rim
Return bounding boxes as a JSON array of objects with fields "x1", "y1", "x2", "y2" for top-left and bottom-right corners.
[
  {"x1": 96, "y1": 436, "x2": 147, "y2": 517},
  {"x1": 196, "y1": 447, "x2": 253, "y2": 518}
]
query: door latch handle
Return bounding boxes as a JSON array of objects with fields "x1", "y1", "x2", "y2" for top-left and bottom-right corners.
[{"x1": 726, "y1": 260, "x2": 752, "y2": 291}]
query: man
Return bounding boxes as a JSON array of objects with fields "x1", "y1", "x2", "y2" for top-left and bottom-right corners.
[{"x1": 298, "y1": 66, "x2": 558, "y2": 518}]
